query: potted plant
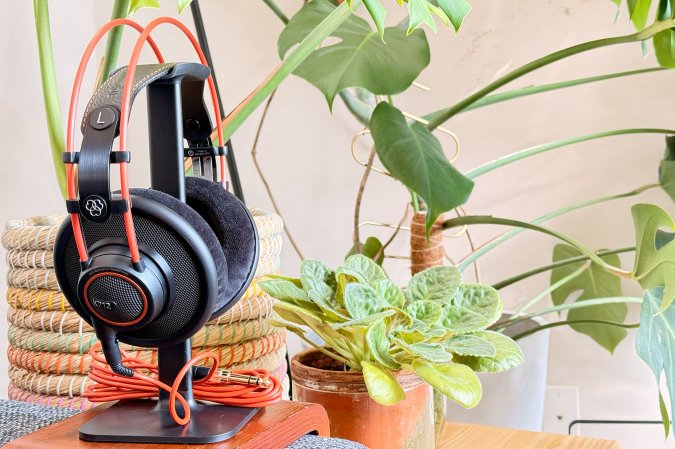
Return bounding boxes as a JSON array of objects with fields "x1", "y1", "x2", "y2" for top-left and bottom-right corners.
[{"x1": 258, "y1": 255, "x2": 522, "y2": 448}]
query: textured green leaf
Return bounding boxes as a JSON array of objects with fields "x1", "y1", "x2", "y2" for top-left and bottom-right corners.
[
  {"x1": 301, "y1": 260, "x2": 337, "y2": 290},
  {"x1": 375, "y1": 279, "x2": 406, "y2": 308},
  {"x1": 128, "y1": 0, "x2": 160, "y2": 15},
  {"x1": 177, "y1": 0, "x2": 192, "y2": 13},
  {"x1": 278, "y1": 0, "x2": 430, "y2": 106},
  {"x1": 407, "y1": 265, "x2": 462, "y2": 303},
  {"x1": 452, "y1": 284, "x2": 503, "y2": 327},
  {"x1": 631, "y1": 203, "x2": 675, "y2": 311},
  {"x1": 259, "y1": 278, "x2": 311, "y2": 304},
  {"x1": 453, "y1": 330, "x2": 523, "y2": 373},
  {"x1": 440, "y1": 305, "x2": 489, "y2": 334},
  {"x1": 371, "y1": 102, "x2": 474, "y2": 233},
  {"x1": 363, "y1": 0, "x2": 387, "y2": 37},
  {"x1": 337, "y1": 254, "x2": 388, "y2": 287},
  {"x1": 438, "y1": 0, "x2": 471, "y2": 32},
  {"x1": 347, "y1": 236, "x2": 385, "y2": 265},
  {"x1": 412, "y1": 359, "x2": 482, "y2": 409},
  {"x1": 362, "y1": 361, "x2": 406, "y2": 405},
  {"x1": 444, "y1": 334, "x2": 496, "y2": 357},
  {"x1": 332, "y1": 310, "x2": 396, "y2": 329},
  {"x1": 384, "y1": 306, "x2": 415, "y2": 330},
  {"x1": 406, "y1": 300, "x2": 444, "y2": 325},
  {"x1": 636, "y1": 288, "x2": 675, "y2": 436},
  {"x1": 394, "y1": 339, "x2": 453, "y2": 363},
  {"x1": 550, "y1": 244, "x2": 627, "y2": 352},
  {"x1": 265, "y1": 274, "x2": 303, "y2": 288},
  {"x1": 273, "y1": 301, "x2": 322, "y2": 327},
  {"x1": 407, "y1": 0, "x2": 437, "y2": 34},
  {"x1": 659, "y1": 136, "x2": 675, "y2": 201},
  {"x1": 343, "y1": 283, "x2": 387, "y2": 319},
  {"x1": 366, "y1": 319, "x2": 400, "y2": 369}
]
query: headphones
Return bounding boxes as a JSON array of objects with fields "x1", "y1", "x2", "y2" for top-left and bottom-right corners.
[{"x1": 53, "y1": 18, "x2": 259, "y2": 376}]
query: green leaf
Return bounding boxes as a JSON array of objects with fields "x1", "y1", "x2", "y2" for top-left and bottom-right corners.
[
  {"x1": 272, "y1": 301, "x2": 322, "y2": 327},
  {"x1": 636, "y1": 288, "x2": 675, "y2": 437},
  {"x1": 363, "y1": 0, "x2": 387, "y2": 37},
  {"x1": 332, "y1": 310, "x2": 396, "y2": 329},
  {"x1": 407, "y1": 265, "x2": 462, "y2": 303},
  {"x1": 627, "y1": 0, "x2": 653, "y2": 30},
  {"x1": 347, "y1": 237, "x2": 385, "y2": 265},
  {"x1": 300, "y1": 260, "x2": 343, "y2": 318},
  {"x1": 366, "y1": 319, "x2": 400, "y2": 369},
  {"x1": 361, "y1": 361, "x2": 406, "y2": 405},
  {"x1": 653, "y1": 0, "x2": 675, "y2": 67},
  {"x1": 453, "y1": 330, "x2": 524, "y2": 373},
  {"x1": 301, "y1": 260, "x2": 337, "y2": 290},
  {"x1": 177, "y1": 0, "x2": 192, "y2": 13},
  {"x1": 268, "y1": 318, "x2": 307, "y2": 336},
  {"x1": 406, "y1": 300, "x2": 444, "y2": 325},
  {"x1": 440, "y1": 306, "x2": 489, "y2": 334},
  {"x1": 343, "y1": 283, "x2": 387, "y2": 319},
  {"x1": 428, "y1": 4, "x2": 452, "y2": 29},
  {"x1": 407, "y1": 0, "x2": 437, "y2": 34},
  {"x1": 550, "y1": 244, "x2": 627, "y2": 352},
  {"x1": 659, "y1": 136, "x2": 675, "y2": 200},
  {"x1": 452, "y1": 284, "x2": 503, "y2": 327},
  {"x1": 394, "y1": 339, "x2": 453, "y2": 363},
  {"x1": 444, "y1": 334, "x2": 496, "y2": 357},
  {"x1": 259, "y1": 278, "x2": 311, "y2": 304},
  {"x1": 371, "y1": 102, "x2": 474, "y2": 234},
  {"x1": 128, "y1": 0, "x2": 160, "y2": 15},
  {"x1": 375, "y1": 279, "x2": 406, "y2": 308},
  {"x1": 265, "y1": 274, "x2": 303, "y2": 288},
  {"x1": 438, "y1": 0, "x2": 471, "y2": 32},
  {"x1": 337, "y1": 254, "x2": 388, "y2": 287},
  {"x1": 412, "y1": 359, "x2": 482, "y2": 409},
  {"x1": 278, "y1": 0, "x2": 430, "y2": 106},
  {"x1": 631, "y1": 203, "x2": 675, "y2": 311}
]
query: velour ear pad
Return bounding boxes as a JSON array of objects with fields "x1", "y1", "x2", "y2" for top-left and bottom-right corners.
[
  {"x1": 185, "y1": 177, "x2": 259, "y2": 317},
  {"x1": 129, "y1": 188, "x2": 228, "y2": 308}
]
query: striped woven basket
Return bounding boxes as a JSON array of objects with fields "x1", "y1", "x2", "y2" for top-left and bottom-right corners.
[{"x1": 3, "y1": 209, "x2": 289, "y2": 408}]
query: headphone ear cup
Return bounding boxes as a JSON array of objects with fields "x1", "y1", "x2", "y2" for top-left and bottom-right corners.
[{"x1": 185, "y1": 177, "x2": 259, "y2": 317}]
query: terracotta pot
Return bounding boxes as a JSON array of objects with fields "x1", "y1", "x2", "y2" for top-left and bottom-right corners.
[{"x1": 291, "y1": 349, "x2": 434, "y2": 449}]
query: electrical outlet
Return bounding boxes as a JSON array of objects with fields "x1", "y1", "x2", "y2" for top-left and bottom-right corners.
[{"x1": 543, "y1": 386, "x2": 580, "y2": 435}]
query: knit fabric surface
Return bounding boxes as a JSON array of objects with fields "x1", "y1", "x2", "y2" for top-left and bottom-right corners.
[{"x1": 0, "y1": 400, "x2": 367, "y2": 448}]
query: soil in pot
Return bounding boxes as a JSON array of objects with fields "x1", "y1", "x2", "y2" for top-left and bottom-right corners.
[{"x1": 291, "y1": 349, "x2": 434, "y2": 449}]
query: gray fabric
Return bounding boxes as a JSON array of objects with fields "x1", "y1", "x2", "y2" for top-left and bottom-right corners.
[
  {"x1": 0, "y1": 400, "x2": 368, "y2": 448},
  {"x1": 0, "y1": 401, "x2": 79, "y2": 447}
]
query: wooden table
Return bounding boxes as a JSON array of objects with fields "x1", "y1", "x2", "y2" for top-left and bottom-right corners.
[
  {"x1": 4, "y1": 401, "x2": 329, "y2": 449},
  {"x1": 439, "y1": 421, "x2": 621, "y2": 449}
]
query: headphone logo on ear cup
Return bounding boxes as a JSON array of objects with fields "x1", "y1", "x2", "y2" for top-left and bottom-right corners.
[{"x1": 83, "y1": 196, "x2": 108, "y2": 220}]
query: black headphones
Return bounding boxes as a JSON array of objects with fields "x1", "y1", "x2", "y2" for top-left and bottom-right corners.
[{"x1": 54, "y1": 34, "x2": 258, "y2": 376}]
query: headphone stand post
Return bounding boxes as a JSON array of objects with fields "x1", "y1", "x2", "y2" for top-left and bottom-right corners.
[{"x1": 77, "y1": 67, "x2": 259, "y2": 444}]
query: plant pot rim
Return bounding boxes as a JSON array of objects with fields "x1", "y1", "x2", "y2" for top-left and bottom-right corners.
[{"x1": 291, "y1": 348, "x2": 423, "y2": 392}]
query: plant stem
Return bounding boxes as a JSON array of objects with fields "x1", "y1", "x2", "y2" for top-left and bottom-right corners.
[
  {"x1": 250, "y1": 89, "x2": 305, "y2": 260},
  {"x1": 444, "y1": 215, "x2": 633, "y2": 278},
  {"x1": 34, "y1": 0, "x2": 67, "y2": 199},
  {"x1": 216, "y1": 0, "x2": 361, "y2": 142},
  {"x1": 514, "y1": 297, "x2": 642, "y2": 321},
  {"x1": 466, "y1": 129, "x2": 675, "y2": 179},
  {"x1": 262, "y1": 0, "x2": 290, "y2": 24},
  {"x1": 353, "y1": 146, "x2": 378, "y2": 253},
  {"x1": 428, "y1": 67, "x2": 666, "y2": 118},
  {"x1": 97, "y1": 0, "x2": 130, "y2": 87},
  {"x1": 455, "y1": 184, "x2": 657, "y2": 272},
  {"x1": 509, "y1": 319, "x2": 640, "y2": 341},
  {"x1": 374, "y1": 204, "x2": 410, "y2": 261},
  {"x1": 492, "y1": 247, "x2": 635, "y2": 290},
  {"x1": 511, "y1": 261, "x2": 591, "y2": 317},
  {"x1": 426, "y1": 19, "x2": 675, "y2": 131},
  {"x1": 292, "y1": 330, "x2": 355, "y2": 367}
]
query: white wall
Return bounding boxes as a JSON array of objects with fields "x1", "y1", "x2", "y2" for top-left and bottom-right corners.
[{"x1": 1, "y1": 0, "x2": 673, "y2": 447}]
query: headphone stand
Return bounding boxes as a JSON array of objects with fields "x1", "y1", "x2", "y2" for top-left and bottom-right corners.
[{"x1": 77, "y1": 68, "x2": 259, "y2": 444}]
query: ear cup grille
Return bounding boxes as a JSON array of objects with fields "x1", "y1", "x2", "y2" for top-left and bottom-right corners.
[
  {"x1": 85, "y1": 275, "x2": 145, "y2": 324},
  {"x1": 57, "y1": 195, "x2": 216, "y2": 347}
]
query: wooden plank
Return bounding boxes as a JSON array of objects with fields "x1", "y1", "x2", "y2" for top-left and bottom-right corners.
[
  {"x1": 5, "y1": 401, "x2": 329, "y2": 449},
  {"x1": 438, "y1": 421, "x2": 621, "y2": 449}
]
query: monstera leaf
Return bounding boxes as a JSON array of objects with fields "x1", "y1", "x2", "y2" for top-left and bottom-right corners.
[
  {"x1": 370, "y1": 102, "x2": 474, "y2": 233},
  {"x1": 550, "y1": 244, "x2": 627, "y2": 352},
  {"x1": 278, "y1": 0, "x2": 430, "y2": 107},
  {"x1": 631, "y1": 204, "x2": 675, "y2": 311},
  {"x1": 636, "y1": 288, "x2": 675, "y2": 437}
]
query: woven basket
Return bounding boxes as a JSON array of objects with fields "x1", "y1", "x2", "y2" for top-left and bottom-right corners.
[{"x1": 3, "y1": 209, "x2": 289, "y2": 408}]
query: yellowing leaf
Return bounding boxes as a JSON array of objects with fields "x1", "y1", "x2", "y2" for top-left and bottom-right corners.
[{"x1": 362, "y1": 361, "x2": 406, "y2": 405}]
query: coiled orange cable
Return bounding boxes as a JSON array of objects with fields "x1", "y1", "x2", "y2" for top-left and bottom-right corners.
[{"x1": 83, "y1": 342, "x2": 282, "y2": 426}]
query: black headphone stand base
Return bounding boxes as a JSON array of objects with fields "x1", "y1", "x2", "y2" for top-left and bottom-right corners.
[{"x1": 79, "y1": 400, "x2": 258, "y2": 444}]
